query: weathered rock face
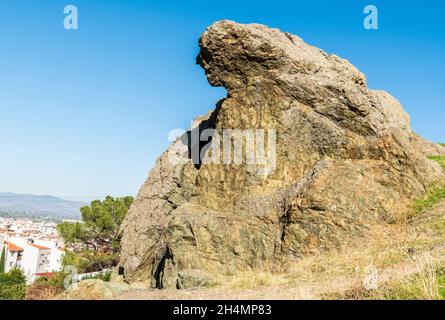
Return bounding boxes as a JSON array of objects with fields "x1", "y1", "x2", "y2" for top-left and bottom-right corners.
[
  {"x1": 118, "y1": 20, "x2": 445, "y2": 288},
  {"x1": 58, "y1": 280, "x2": 130, "y2": 300}
]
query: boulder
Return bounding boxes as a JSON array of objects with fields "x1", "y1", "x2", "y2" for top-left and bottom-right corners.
[
  {"x1": 118, "y1": 20, "x2": 445, "y2": 288},
  {"x1": 57, "y1": 280, "x2": 130, "y2": 300}
]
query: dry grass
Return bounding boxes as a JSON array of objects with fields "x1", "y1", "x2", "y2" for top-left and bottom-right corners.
[
  {"x1": 223, "y1": 272, "x2": 290, "y2": 290},
  {"x1": 414, "y1": 253, "x2": 440, "y2": 299},
  {"x1": 25, "y1": 284, "x2": 64, "y2": 300},
  {"x1": 332, "y1": 252, "x2": 445, "y2": 300},
  {"x1": 212, "y1": 196, "x2": 445, "y2": 299}
]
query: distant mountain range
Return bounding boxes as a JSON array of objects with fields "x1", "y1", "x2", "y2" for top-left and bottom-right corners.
[{"x1": 0, "y1": 193, "x2": 85, "y2": 220}]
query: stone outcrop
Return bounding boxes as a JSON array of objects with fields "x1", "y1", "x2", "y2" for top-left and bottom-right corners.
[
  {"x1": 118, "y1": 20, "x2": 445, "y2": 288},
  {"x1": 57, "y1": 280, "x2": 130, "y2": 300}
]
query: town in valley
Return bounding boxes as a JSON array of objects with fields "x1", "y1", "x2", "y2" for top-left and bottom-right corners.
[{"x1": 0, "y1": 217, "x2": 68, "y2": 283}]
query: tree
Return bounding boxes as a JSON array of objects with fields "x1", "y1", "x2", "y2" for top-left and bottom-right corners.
[
  {"x1": 0, "y1": 246, "x2": 5, "y2": 273},
  {"x1": 58, "y1": 196, "x2": 133, "y2": 253}
]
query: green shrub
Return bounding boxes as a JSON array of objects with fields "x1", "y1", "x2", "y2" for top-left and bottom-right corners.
[
  {"x1": 412, "y1": 184, "x2": 445, "y2": 215},
  {"x1": 33, "y1": 271, "x2": 66, "y2": 289},
  {"x1": 0, "y1": 268, "x2": 26, "y2": 285},
  {"x1": 429, "y1": 155, "x2": 445, "y2": 171},
  {"x1": 62, "y1": 250, "x2": 117, "y2": 274},
  {"x1": 0, "y1": 283, "x2": 26, "y2": 300},
  {"x1": 81, "y1": 271, "x2": 111, "y2": 282},
  {"x1": 410, "y1": 156, "x2": 445, "y2": 217},
  {"x1": 0, "y1": 268, "x2": 26, "y2": 300},
  {"x1": 61, "y1": 250, "x2": 90, "y2": 273}
]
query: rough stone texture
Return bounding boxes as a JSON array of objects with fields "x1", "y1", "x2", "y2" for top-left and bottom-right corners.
[
  {"x1": 118, "y1": 20, "x2": 445, "y2": 288},
  {"x1": 57, "y1": 280, "x2": 130, "y2": 300}
]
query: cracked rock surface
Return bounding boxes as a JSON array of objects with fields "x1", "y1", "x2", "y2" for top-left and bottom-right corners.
[{"x1": 118, "y1": 20, "x2": 445, "y2": 288}]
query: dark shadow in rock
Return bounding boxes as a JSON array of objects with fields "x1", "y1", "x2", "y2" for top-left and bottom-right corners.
[
  {"x1": 154, "y1": 247, "x2": 173, "y2": 289},
  {"x1": 181, "y1": 99, "x2": 224, "y2": 170}
]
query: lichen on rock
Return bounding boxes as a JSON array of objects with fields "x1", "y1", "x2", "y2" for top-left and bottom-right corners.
[{"x1": 118, "y1": 20, "x2": 445, "y2": 289}]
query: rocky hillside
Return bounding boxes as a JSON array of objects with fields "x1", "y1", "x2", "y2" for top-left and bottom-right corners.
[{"x1": 118, "y1": 20, "x2": 445, "y2": 289}]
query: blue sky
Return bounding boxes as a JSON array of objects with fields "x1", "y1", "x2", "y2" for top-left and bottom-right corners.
[{"x1": 0, "y1": 0, "x2": 443, "y2": 201}]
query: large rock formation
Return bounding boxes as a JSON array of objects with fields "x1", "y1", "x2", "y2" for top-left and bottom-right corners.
[{"x1": 118, "y1": 20, "x2": 445, "y2": 288}]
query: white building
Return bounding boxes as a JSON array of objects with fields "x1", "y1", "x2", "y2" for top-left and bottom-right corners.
[
  {"x1": 2, "y1": 240, "x2": 24, "y2": 272},
  {"x1": 1, "y1": 237, "x2": 65, "y2": 284}
]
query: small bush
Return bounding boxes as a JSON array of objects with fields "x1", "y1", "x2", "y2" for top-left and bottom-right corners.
[
  {"x1": 0, "y1": 268, "x2": 26, "y2": 300},
  {"x1": 81, "y1": 271, "x2": 112, "y2": 282},
  {"x1": 429, "y1": 155, "x2": 445, "y2": 171},
  {"x1": 0, "y1": 283, "x2": 27, "y2": 300},
  {"x1": 34, "y1": 272, "x2": 66, "y2": 288},
  {"x1": 409, "y1": 156, "x2": 445, "y2": 217},
  {"x1": 411, "y1": 183, "x2": 445, "y2": 215},
  {"x1": 62, "y1": 250, "x2": 117, "y2": 274}
]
